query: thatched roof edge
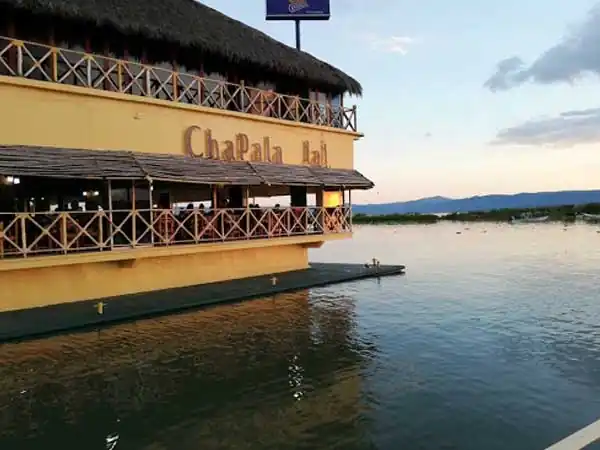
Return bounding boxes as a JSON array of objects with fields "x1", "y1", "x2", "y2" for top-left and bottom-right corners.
[
  {"x1": 0, "y1": 0, "x2": 362, "y2": 95},
  {"x1": 0, "y1": 146, "x2": 374, "y2": 189}
]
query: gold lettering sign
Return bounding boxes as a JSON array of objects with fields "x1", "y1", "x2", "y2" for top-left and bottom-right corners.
[
  {"x1": 184, "y1": 126, "x2": 282, "y2": 164},
  {"x1": 301, "y1": 140, "x2": 328, "y2": 167},
  {"x1": 183, "y1": 126, "x2": 328, "y2": 167}
]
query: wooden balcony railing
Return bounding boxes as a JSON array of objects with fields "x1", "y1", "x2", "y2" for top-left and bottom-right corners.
[
  {"x1": 0, "y1": 36, "x2": 358, "y2": 131},
  {"x1": 0, "y1": 206, "x2": 351, "y2": 259}
]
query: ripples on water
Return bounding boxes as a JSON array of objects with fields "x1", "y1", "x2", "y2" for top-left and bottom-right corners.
[{"x1": 1, "y1": 223, "x2": 600, "y2": 450}]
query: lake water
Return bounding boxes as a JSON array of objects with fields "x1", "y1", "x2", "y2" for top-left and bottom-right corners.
[{"x1": 1, "y1": 222, "x2": 600, "y2": 450}]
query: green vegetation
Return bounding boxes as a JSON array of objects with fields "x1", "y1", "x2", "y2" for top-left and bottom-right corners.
[
  {"x1": 353, "y1": 213, "x2": 439, "y2": 224},
  {"x1": 352, "y1": 203, "x2": 600, "y2": 224}
]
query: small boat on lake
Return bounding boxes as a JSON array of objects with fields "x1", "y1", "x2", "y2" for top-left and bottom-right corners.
[
  {"x1": 509, "y1": 214, "x2": 550, "y2": 224},
  {"x1": 578, "y1": 213, "x2": 600, "y2": 223}
]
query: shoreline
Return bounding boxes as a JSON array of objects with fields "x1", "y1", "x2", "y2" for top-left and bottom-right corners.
[{"x1": 352, "y1": 203, "x2": 600, "y2": 225}]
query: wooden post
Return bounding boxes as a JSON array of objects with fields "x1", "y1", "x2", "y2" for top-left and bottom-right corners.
[
  {"x1": 240, "y1": 80, "x2": 245, "y2": 112},
  {"x1": 348, "y1": 190, "x2": 353, "y2": 230},
  {"x1": 84, "y1": 37, "x2": 92, "y2": 87},
  {"x1": 117, "y1": 58, "x2": 123, "y2": 93},
  {"x1": 245, "y1": 186, "x2": 250, "y2": 238},
  {"x1": 122, "y1": 47, "x2": 130, "y2": 94},
  {"x1": 60, "y1": 212, "x2": 67, "y2": 254},
  {"x1": 172, "y1": 54, "x2": 179, "y2": 101},
  {"x1": 148, "y1": 180, "x2": 154, "y2": 245},
  {"x1": 48, "y1": 26, "x2": 58, "y2": 82},
  {"x1": 193, "y1": 207, "x2": 199, "y2": 243},
  {"x1": 315, "y1": 187, "x2": 324, "y2": 233},
  {"x1": 313, "y1": 89, "x2": 319, "y2": 123},
  {"x1": 20, "y1": 215, "x2": 27, "y2": 257},
  {"x1": 108, "y1": 180, "x2": 114, "y2": 249},
  {"x1": 131, "y1": 180, "x2": 137, "y2": 246},
  {"x1": 211, "y1": 185, "x2": 217, "y2": 209},
  {"x1": 141, "y1": 49, "x2": 150, "y2": 96},
  {"x1": 220, "y1": 207, "x2": 225, "y2": 241},
  {"x1": 211, "y1": 185, "x2": 219, "y2": 239},
  {"x1": 103, "y1": 41, "x2": 111, "y2": 91},
  {"x1": 199, "y1": 65, "x2": 205, "y2": 106},
  {"x1": 16, "y1": 40, "x2": 23, "y2": 76},
  {"x1": 98, "y1": 212, "x2": 103, "y2": 251}
]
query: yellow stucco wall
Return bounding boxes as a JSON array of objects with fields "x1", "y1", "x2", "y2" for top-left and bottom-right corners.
[
  {"x1": 0, "y1": 243, "x2": 309, "y2": 312},
  {"x1": 0, "y1": 77, "x2": 357, "y2": 169}
]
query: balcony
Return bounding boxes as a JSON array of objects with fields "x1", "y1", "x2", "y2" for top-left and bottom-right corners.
[
  {"x1": 0, "y1": 206, "x2": 352, "y2": 259},
  {"x1": 0, "y1": 36, "x2": 358, "y2": 132}
]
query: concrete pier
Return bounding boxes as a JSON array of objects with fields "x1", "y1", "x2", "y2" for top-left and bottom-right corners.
[{"x1": 0, "y1": 262, "x2": 405, "y2": 342}]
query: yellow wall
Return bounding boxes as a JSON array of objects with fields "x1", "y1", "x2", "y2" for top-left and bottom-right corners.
[
  {"x1": 0, "y1": 77, "x2": 357, "y2": 169},
  {"x1": 0, "y1": 244, "x2": 308, "y2": 312}
]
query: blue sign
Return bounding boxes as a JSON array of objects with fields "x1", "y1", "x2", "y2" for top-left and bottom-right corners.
[{"x1": 266, "y1": 0, "x2": 330, "y2": 20}]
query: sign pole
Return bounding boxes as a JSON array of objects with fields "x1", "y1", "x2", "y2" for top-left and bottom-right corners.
[
  {"x1": 265, "y1": 0, "x2": 330, "y2": 50},
  {"x1": 295, "y1": 19, "x2": 301, "y2": 50}
]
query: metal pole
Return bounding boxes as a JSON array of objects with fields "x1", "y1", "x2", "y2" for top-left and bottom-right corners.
[{"x1": 295, "y1": 19, "x2": 301, "y2": 50}]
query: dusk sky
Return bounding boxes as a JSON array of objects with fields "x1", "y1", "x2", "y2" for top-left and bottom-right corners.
[{"x1": 202, "y1": 0, "x2": 600, "y2": 203}]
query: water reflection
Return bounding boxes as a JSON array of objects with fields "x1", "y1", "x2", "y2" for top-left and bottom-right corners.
[
  {"x1": 0, "y1": 290, "x2": 375, "y2": 450},
  {"x1": 4, "y1": 224, "x2": 600, "y2": 449}
]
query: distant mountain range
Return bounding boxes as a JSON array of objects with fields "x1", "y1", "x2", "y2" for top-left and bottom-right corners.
[{"x1": 352, "y1": 190, "x2": 600, "y2": 215}]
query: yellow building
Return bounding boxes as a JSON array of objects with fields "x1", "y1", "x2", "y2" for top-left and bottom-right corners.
[{"x1": 0, "y1": 0, "x2": 384, "y2": 339}]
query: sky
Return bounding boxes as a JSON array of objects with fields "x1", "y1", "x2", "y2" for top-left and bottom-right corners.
[{"x1": 201, "y1": 0, "x2": 600, "y2": 203}]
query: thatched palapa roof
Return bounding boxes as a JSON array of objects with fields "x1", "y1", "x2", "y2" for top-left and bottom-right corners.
[
  {"x1": 0, "y1": 0, "x2": 362, "y2": 95},
  {"x1": 0, "y1": 146, "x2": 374, "y2": 189}
]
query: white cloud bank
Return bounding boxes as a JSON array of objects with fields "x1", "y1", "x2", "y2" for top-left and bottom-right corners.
[
  {"x1": 487, "y1": 3, "x2": 600, "y2": 146},
  {"x1": 494, "y1": 107, "x2": 600, "y2": 146},
  {"x1": 485, "y1": 4, "x2": 600, "y2": 91}
]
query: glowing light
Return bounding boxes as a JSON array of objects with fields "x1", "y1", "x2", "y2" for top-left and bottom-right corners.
[{"x1": 323, "y1": 191, "x2": 342, "y2": 208}]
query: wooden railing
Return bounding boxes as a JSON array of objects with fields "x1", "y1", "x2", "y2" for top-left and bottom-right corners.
[
  {"x1": 0, "y1": 36, "x2": 358, "y2": 131},
  {"x1": 0, "y1": 206, "x2": 351, "y2": 258}
]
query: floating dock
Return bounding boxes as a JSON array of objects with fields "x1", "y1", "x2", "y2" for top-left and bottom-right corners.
[{"x1": 0, "y1": 262, "x2": 405, "y2": 342}]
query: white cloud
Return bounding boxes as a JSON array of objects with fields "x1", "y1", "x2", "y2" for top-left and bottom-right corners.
[
  {"x1": 364, "y1": 34, "x2": 417, "y2": 54},
  {"x1": 493, "y1": 107, "x2": 600, "y2": 147},
  {"x1": 486, "y1": 3, "x2": 600, "y2": 147},
  {"x1": 485, "y1": 4, "x2": 600, "y2": 91}
]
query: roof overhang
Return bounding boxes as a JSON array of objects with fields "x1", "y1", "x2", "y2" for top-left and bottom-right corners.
[{"x1": 0, "y1": 146, "x2": 374, "y2": 190}]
